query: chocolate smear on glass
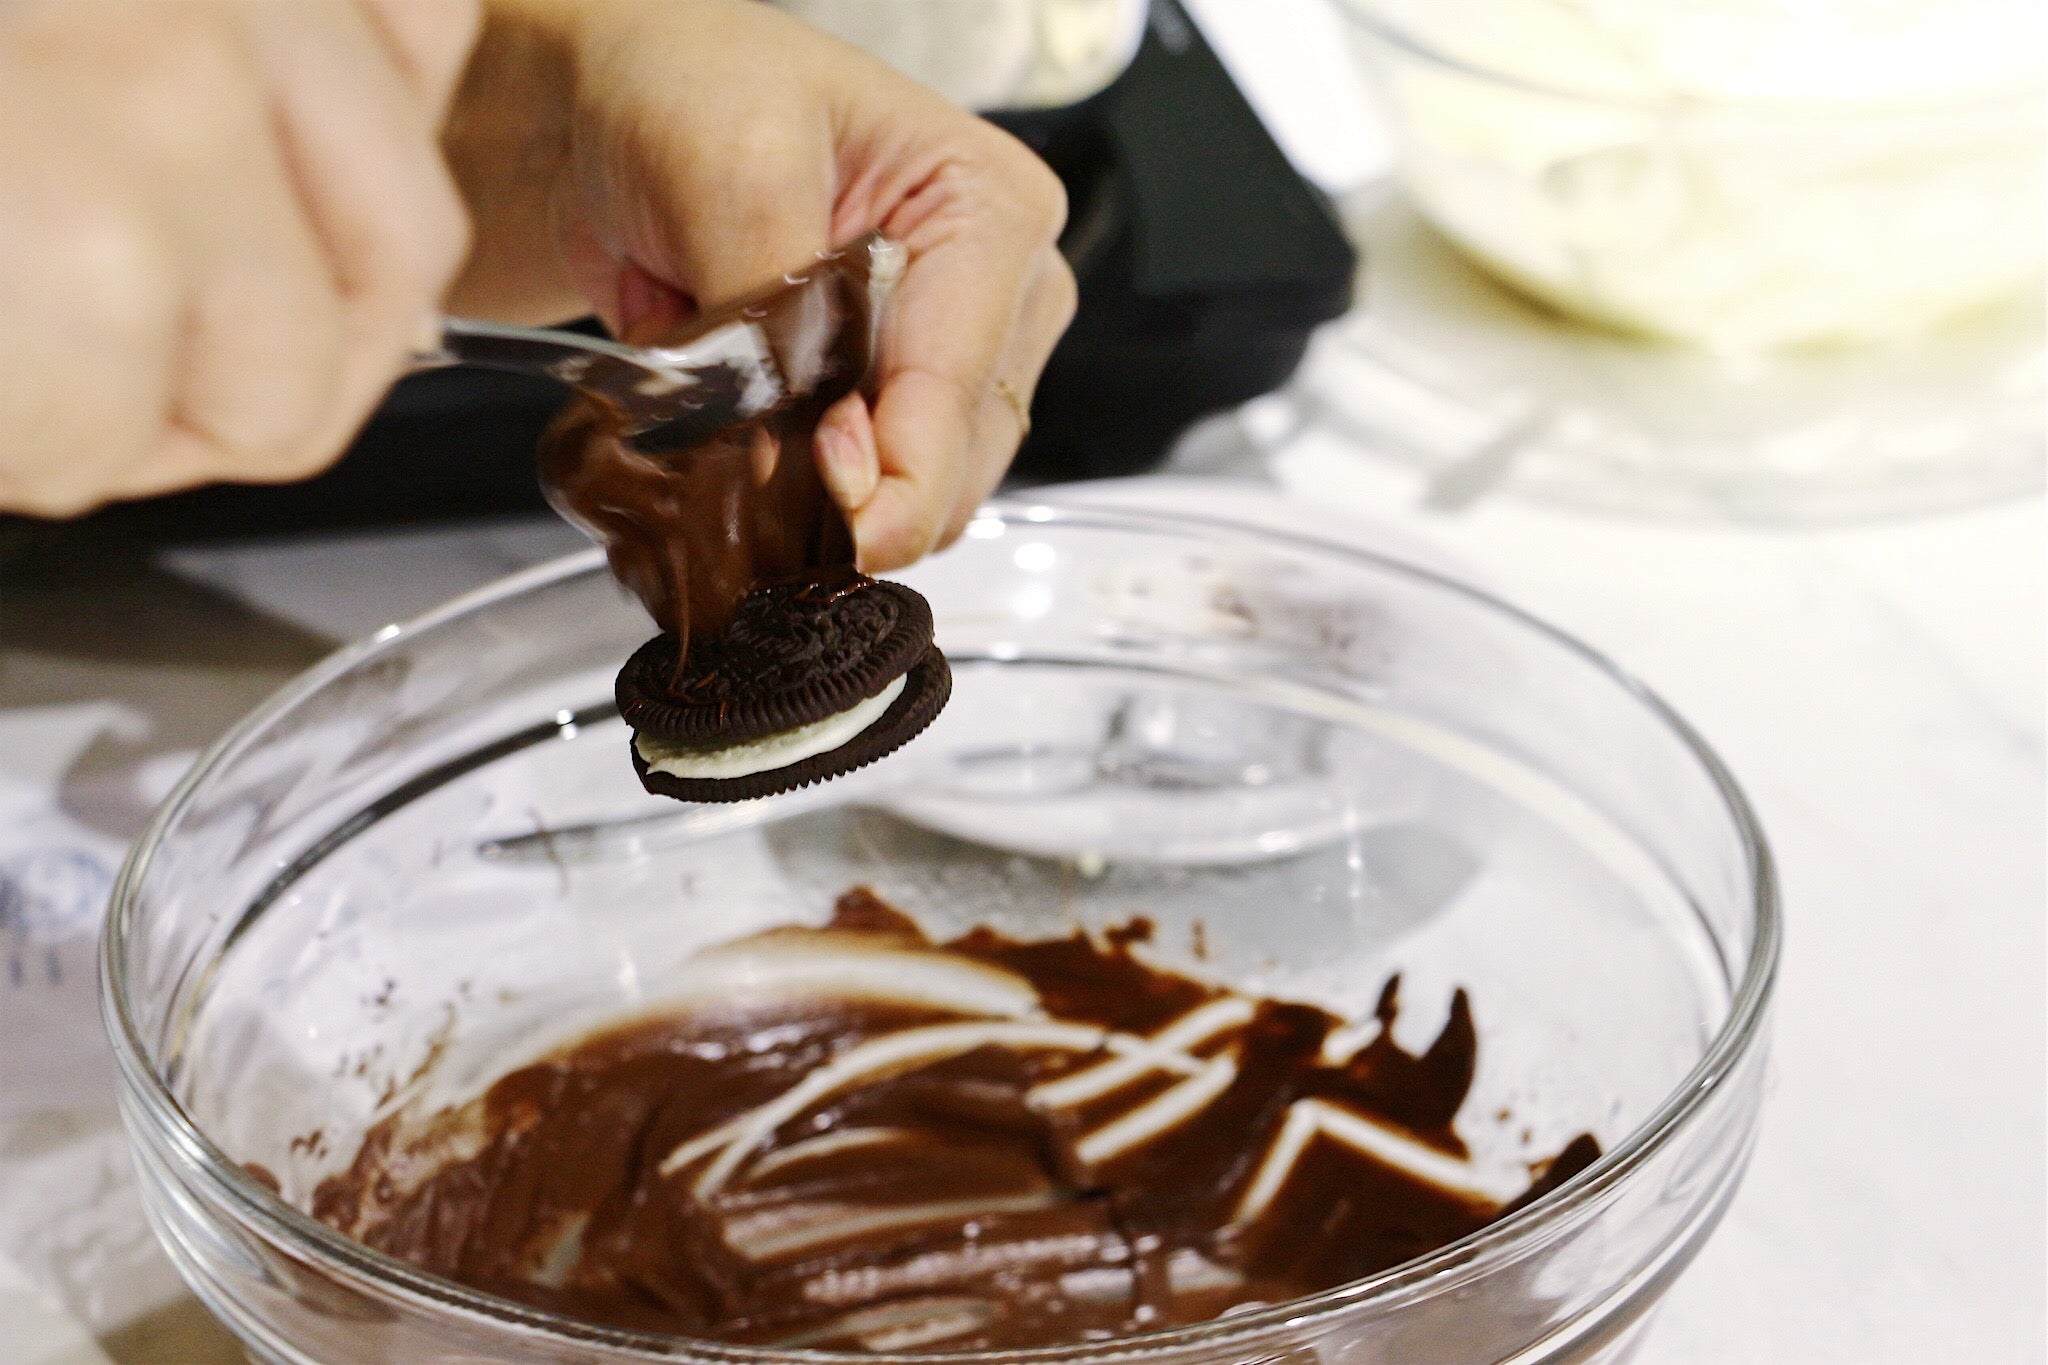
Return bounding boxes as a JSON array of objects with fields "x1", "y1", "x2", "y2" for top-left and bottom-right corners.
[{"x1": 313, "y1": 889, "x2": 1601, "y2": 1351}]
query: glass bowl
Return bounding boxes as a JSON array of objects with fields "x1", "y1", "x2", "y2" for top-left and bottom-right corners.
[
  {"x1": 103, "y1": 502, "x2": 1778, "y2": 1364},
  {"x1": 1336, "y1": 0, "x2": 2045, "y2": 352}
]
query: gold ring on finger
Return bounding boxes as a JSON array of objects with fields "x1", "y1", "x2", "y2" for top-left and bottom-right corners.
[{"x1": 992, "y1": 378, "x2": 1032, "y2": 440}]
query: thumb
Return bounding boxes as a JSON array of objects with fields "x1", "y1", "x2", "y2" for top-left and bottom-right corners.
[
  {"x1": 630, "y1": 115, "x2": 835, "y2": 312},
  {"x1": 561, "y1": 113, "x2": 835, "y2": 338}
]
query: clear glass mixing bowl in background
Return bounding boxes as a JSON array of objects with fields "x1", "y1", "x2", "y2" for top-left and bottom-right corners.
[
  {"x1": 103, "y1": 503, "x2": 1778, "y2": 1364},
  {"x1": 1290, "y1": 0, "x2": 2043, "y2": 521},
  {"x1": 1336, "y1": 0, "x2": 2044, "y2": 353}
]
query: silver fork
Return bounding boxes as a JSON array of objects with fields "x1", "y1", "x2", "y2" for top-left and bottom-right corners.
[{"x1": 413, "y1": 316, "x2": 787, "y2": 449}]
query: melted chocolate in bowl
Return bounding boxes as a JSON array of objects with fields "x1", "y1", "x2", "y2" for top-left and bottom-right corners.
[{"x1": 308, "y1": 890, "x2": 1599, "y2": 1353}]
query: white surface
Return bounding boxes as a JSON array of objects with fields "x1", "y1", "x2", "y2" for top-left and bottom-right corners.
[
  {"x1": 0, "y1": 1257, "x2": 114, "y2": 1365},
  {"x1": 159, "y1": 516, "x2": 588, "y2": 643},
  {"x1": 1256, "y1": 438, "x2": 2046, "y2": 1363}
]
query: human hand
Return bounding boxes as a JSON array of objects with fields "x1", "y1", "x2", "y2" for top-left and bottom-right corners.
[
  {"x1": 448, "y1": 0, "x2": 1074, "y2": 571},
  {"x1": 0, "y1": 0, "x2": 478, "y2": 517}
]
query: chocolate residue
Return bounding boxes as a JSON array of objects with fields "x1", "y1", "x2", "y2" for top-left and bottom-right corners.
[
  {"x1": 539, "y1": 240, "x2": 891, "y2": 657},
  {"x1": 311, "y1": 889, "x2": 1600, "y2": 1352}
]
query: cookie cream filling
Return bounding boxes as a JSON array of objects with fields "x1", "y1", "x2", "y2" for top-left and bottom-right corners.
[{"x1": 636, "y1": 675, "x2": 906, "y2": 780}]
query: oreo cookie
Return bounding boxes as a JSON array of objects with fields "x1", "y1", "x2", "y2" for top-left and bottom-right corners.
[{"x1": 619, "y1": 573, "x2": 950, "y2": 803}]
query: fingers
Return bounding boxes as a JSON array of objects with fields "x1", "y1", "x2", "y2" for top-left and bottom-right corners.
[
  {"x1": 441, "y1": 0, "x2": 1079, "y2": 570},
  {"x1": 354, "y1": 0, "x2": 483, "y2": 120},
  {"x1": 816, "y1": 392, "x2": 881, "y2": 512},
  {"x1": 557, "y1": 113, "x2": 835, "y2": 338},
  {"x1": 166, "y1": 65, "x2": 352, "y2": 483},
  {"x1": 819, "y1": 246, "x2": 1076, "y2": 570},
  {"x1": 0, "y1": 88, "x2": 177, "y2": 516},
  {"x1": 649, "y1": 113, "x2": 835, "y2": 312},
  {"x1": 0, "y1": 0, "x2": 471, "y2": 517},
  {"x1": 233, "y1": 0, "x2": 473, "y2": 466},
  {"x1": 851, "y1": 128, "x2": 1072, "y2": 571},
  {"x1": 939, "y1": 244, "x2": 1076, "y2": 546},
  {"x1": 0, "y1": 5, "x2": 349, "y2": 509},
  {"x1": 556, "y1": 13, "x2": 837, "y2": 326}
]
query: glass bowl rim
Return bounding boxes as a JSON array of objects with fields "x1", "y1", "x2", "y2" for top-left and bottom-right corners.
[
  {"x1": 101, "y1": 498, "x2": 1781, "y2": 1362},
  {"x1": 1333, "y1": 0, "x2": 2043, "y2": 116}
]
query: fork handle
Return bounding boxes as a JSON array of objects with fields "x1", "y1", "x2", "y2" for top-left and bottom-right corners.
[{"x1": 410, "y1": 317, "x2": 645, "y2": 384}]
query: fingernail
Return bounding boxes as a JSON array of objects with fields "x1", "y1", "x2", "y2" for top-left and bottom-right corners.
[{"x1": 819, "y1": 423, "x2": 878, "y2": 508}]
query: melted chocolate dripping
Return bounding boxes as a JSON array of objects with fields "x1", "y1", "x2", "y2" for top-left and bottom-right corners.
[
  {"x1": 310, "y1": 889, "x2": 1600, "y2": 1352},
  {"x1": 1310, "y1": 980, "x2": 1479, "y2": 1145},
  {"x1": 538, "y1": 242, "x2": 883, "y2": 660}
]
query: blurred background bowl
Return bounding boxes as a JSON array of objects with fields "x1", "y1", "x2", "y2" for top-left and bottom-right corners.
[{"x1": 1335, "y1": 0, "x2": 2044, "y2": 351}]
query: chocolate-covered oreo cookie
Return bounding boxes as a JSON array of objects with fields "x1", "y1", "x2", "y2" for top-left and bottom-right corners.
[
  {"x1": 632, "y1": 649, "x2": 950, "y2": 803},
  {"x1": 618, "y1": 574, "x2": 932, "y2": 744},
  {"x1": 619, "y1": 573, "x2": 949, "y2": 802}
]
